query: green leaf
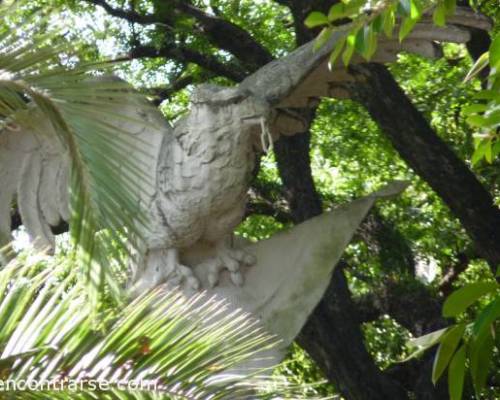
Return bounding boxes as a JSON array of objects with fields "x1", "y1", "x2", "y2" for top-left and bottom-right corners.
[
  {"x1": 372, "y1": 15, "x2": 383, "y2": 33},
  {"x1": 491, "y1": 74, "x2": 500, "y2": 91},
  {"x1": 448, "y1": 345, "x2": 466, "y2": 400},
  {"x1": 342, "y1": 30, "x2": 358, "y2": 66},
  {"x1": 383, "y1": 11, "x2": 396, "y2": 38},
  {"x1": 465, "y1": 52, "x2": 489, "y2": 82},
  {"x1": 405, "y1": 326, "x2": 448, "y2": 360},
  {"x1": 328, "y1": 37, "x2": 346, "y2": 69},
  {"x1": 473, "y1": 295, "x2": 500, "y2": 338},
  {"x1": 367, "y1": 27, "x2": 378, "y2": 59},
  {"x1": 489, "y1": 34, "x2": 500, "y2": 69},
  {"x1": 313, "y1": 26, "x2": 334, "y2": 52},
  {"x1": 462, "y1": 104, "x2": 487, "y2": 115},
  {"x1": 355, "y1": 26, "x2": 366, "y2": 54},
  {"x1": 328, "y1": 0, "x2": 363, "y2": 21},
  {"x1": 492, "y1": 140, "x2": 500, "y2": 158},
  {"x1": 484, "y1": 109, "x2": 500, "y2": 127},
  {"x1": 443, "y1": 282, "x2": 498, "y2": 317},
  {"x1": 474, "y1": 89, "x2": 500, "y2": 101},
  {"x1": 444, "y1": 0, "x2": 456, "y2": 16},
  {"x1": 399, "y1": 0, "x2": 421, "y2": 42},
  {"x1": 469, "y1": 328, "x2": 494, "y2": 395},
  {"x1": 409, "y1": 327, "x2": 448, "y2": 349},
  {"x1": 471, "y1": 139, "x2": 490, "y2": 165},
  {"x1": 433, "y1": 4, "x2": 446, "y2": 27},
  {"x1": 328, "y1": 3, "x2": 347, "y2": 21},
  {"x1": 328, "y1": 4, "x2": 339, "y2": 21},
  {"x1": 432, "y1": 324, "x2": 466, "y2": 384},
  {"x1": 398, "y1": 0, "x2": 412, "y2": 16},
  {"x1": 410, "y1": 0, "x2": 422, "y2": 20},
  {"x1": 467, "y1": 114, "x2": 488, "y2": 127},
  {"x1": 305, "y1": 11, "x2": 329, "y2": 28},
  {"x1": 485, "y1": 140, "x2": 493, "y2": 163},
  {"x1": 399, "y1": 17, "x2": 418, "y2": 42},
  {"x1": 358, "y1": 25, "x2": 378, "y2": 60}
]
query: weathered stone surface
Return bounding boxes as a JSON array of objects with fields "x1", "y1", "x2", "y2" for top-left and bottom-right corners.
[{"x1": 178, "y1": 181, "x2": 408, "y2": 368}]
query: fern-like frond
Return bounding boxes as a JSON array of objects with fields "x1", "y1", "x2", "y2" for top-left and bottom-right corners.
[
  {"x1": 0, "y1": 254, "x2": 316, "y2": 399},
  {"x1": 0, "y1": 2, "x2": 163, "y2": 306}
]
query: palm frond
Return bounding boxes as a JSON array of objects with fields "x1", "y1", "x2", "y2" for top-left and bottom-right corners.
[
  {"x1": 0, "y1": 2, "x2": 163, "y2": 306},
  {"x1": 0, "y1": 253, "x2": 319, "y2": 399}
]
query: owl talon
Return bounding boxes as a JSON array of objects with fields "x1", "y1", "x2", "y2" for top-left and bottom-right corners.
[
  {"x1": 242, "y1": 253, "x2": 256, "y2": 266},
  {"x1": 230, "y1": 271, "x2": 244, "y2": 286},
  {"x1": 186, "y1": 276, "x2": 201, "y2": 290},
  {"x1": 205, "y1": 243, "x2": 255, "y2": 288},
  {"x1": 174, "y1": 264, "x2": 197, "y2": 287},
  {"x1": 130, "y1": 248, "x2": 200, "y2": 295},
  {"x1": 208, "y1": 272, "x2": 219, "y2": 288}
]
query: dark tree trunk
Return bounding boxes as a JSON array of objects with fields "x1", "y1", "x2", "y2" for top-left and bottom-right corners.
[
  {"x1": 355, "y1": 217, "x2": 449, "y2": 399},
  {"x1": 357, "y1": 209, "x2": 415, "y2": 275},
  {"x1": 298, "y1": 266, "x2": 410, "y2": 400},
  {"x1": 274, "y1": 130, "x2": 409, "y2": 400},
  {"x1": 466, "y1": 28, "x2": 491, "y2": 62},
  {"x1": 274, "y1": 131, "x2": 322, "y2": 223},
  {"x1": 345, "y1": 63, "x2": 500, "y2": 273}
]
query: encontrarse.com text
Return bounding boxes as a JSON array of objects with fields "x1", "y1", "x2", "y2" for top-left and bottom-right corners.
[{"x1": 0, "y1": 379, "x2": 161, "y2": 392}]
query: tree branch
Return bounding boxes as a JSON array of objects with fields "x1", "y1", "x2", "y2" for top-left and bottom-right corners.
[
  {"x1": 245, "y1": 180, "x2": 292, "y2": 224},
  {"x1": 147, "y1": 73, "x2": 212, "y2": 105},
  {"x1": 355, "y1": 278, "x2": 446, "y2": 337},
  {"x1": 438, "y1": 251, "x2": 479, "y2": 296},
  {"x1": 299, "y1": 267, "x2": 410, "y2": 399},
  {"x1": 82, "y1": 0, "x2": 163, "y2": 25},
  {"x1": 149, "y1": 78, "x2": 194, "y2": 105},
  {"x1": 128, "y1": 44, "x2": 247, "y2": 82},
  {"x1": 245, "y1": 200, "x2": 292, "y2": 224},
  {"x1": 89, "y1": 0, "x2": 275, "y2": 72},
  {"x1": 175, "y1": 3, "x2": 274, "y2": 71},
  {"x1": 345, "y1": 63, "x2": 500, "y2": 274},
  {"x1": 357, "y1": 209, "x2": 416, "y2": 275}
]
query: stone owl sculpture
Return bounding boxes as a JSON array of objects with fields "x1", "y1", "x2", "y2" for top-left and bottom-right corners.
[{"x1": 0, "y1": 9, "x2": 488, "y2": 292}]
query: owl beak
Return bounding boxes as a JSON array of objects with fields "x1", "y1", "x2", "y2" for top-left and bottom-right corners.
[{"x1": 241, "y1": 96, "x2": 272, "y2": 124}]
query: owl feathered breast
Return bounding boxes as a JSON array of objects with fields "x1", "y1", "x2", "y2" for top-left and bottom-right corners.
[{"x1": 151, "y1": 85, "x2": 264, "y2": 249}]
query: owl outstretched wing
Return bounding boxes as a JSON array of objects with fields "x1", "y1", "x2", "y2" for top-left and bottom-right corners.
[
  {"x1": 237, "y1": 7, "x2": 491, "y2": 135},
  {"x1": 0, "y1": 117, "x2": 70, "y2": 251},
  {"x1": 0, "y1": 83, "x2": 169, "y2": 254}
]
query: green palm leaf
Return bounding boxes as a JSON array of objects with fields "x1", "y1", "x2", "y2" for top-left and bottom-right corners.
[
  {"x1": 0, "y1": 2, "x2": 161, "y2": 306},
  {"x1": 0, "y1": 254, "x2": 315, "y2": 399}
]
